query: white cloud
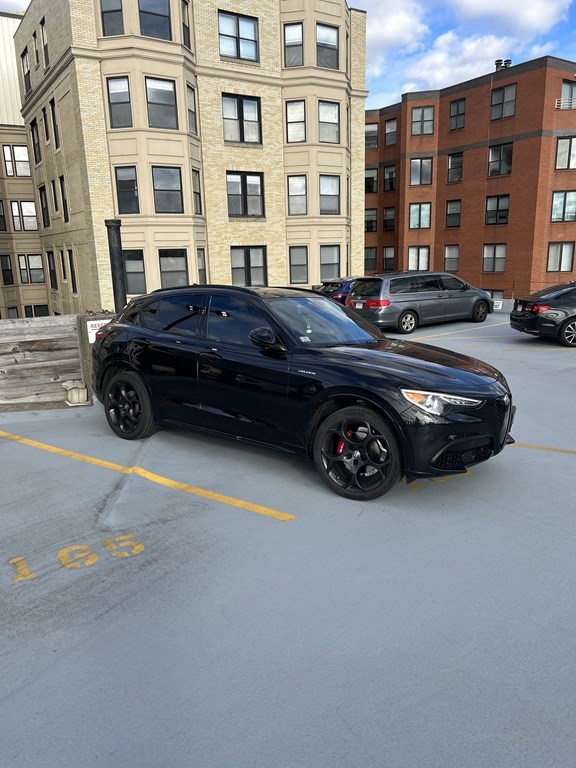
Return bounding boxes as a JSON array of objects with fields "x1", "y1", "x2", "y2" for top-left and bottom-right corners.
[{"x1": 446, "y1": 0, "x2": 573, "y2": 37}]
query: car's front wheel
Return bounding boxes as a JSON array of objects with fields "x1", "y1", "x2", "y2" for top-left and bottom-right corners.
[
  {"x1": 558, "y1": 318, "x2": 576, "y2": 347},
  {"x1": 471, "y1": 300, "x2": 489, "y2": 323},
  {"x1": 104, "y1": 371, "x2": 157, "y2": 439},
  {"x1": 312, "y1": 406, "x2": 402, "y2": 500}
]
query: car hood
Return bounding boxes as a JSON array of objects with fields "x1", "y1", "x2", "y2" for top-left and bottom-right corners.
[{"x1": 308, "y1": 337, "x2": 508, "y2": 394}]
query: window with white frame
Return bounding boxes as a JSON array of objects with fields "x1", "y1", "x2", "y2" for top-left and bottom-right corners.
[
  {"x1": 547, "y1": 242, "x2": 574, "y2": 271},
  {"x1": 482, "y1": 243, "x2": 506, "y2": 272},
  {"x1": 408, "y1": 245, "x2": 429, "y2": 270}
]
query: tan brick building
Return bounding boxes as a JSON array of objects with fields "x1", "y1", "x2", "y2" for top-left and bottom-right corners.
[
  {"x1": 365, "y1": 57, "x2": 576, "y2": 298},
  {"x1": 6, "y1": 0, "x2": 366, "y2": 315}
]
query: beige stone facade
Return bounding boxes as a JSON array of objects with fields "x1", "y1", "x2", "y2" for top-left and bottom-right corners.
[{"x1": 7, "y1": 0, "x2": 366, "y2": 314}]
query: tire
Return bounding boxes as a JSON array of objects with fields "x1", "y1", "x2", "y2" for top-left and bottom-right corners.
[
  {"x1": 312, "y1": 406, "x2": 402, "y2": 500},
  {"x1": 471, "y1": 300, "x2": 489, "y2": 323},
  {"x1": 103, "y1": 371, "x2": 157, "y2": 440},
  {"x1": 558, "y1": 318, "x2": 576, "y2": 347},
  {"x1": 397, "y1": 310, "x2": 418, "y2": 334}
]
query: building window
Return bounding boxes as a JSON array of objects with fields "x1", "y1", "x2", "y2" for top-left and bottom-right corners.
[
  {"x1": 482, "y1": 243, "x2": 506, "y2": 272},
  {"x1": 226, "y1": 172, "x2": 264, "y2": 217},
  {"x1": 123, "y1": 249, "x2": 146, "y2": 294},
  {"x1": 42, "y1": 106, "x2": 50, "y2": 142},
  {"x1": 59, "y1": 176, "x2": 69, "y2": 222},
  {"x1": 365, "y1": 123, "x2": 378, "y2": 148},
  {"x1": 231, "y1": 246, "x2": 267, "y2": 286},
  {"x1": 319, "y1": 101, "x2": 339, "y2": 143},
  {"x1": 444, "y1": 244, "x2": 459, "y2": 271},
  {"x1": 222, "y1": 94, "x2": 261, "y2": 143},
  {"x1": 40, "y1": 18, "x2": 49, "y2": 66},
  {"x1": 410, "y1": 158, "x2": 432, "y2": 185},
  {"x1": 383, "y1": 166, "x2": 395, "y2": 191},
  {"x1": 59, "y1": 250, "x2": 67, "y2": 280},
  {"x1": 383, "y1": 246, "x2": 395, "y2": 271},
  {"x1": 286, "y1": 100, "x2": 305, "y2": 143},
  {"x1": 364, "y1": 247, "x2": 376, "y2": 271},
  {"x1": 11, "y1": 201, "x2": 38, "y2": 231},
  {"x1": 24, "y1": 304, "x2": 49, "y2": 317},
  {"x1": 287, "y1": 175, "x2": 307, "y2": 215},
  {"x1": 186, "y1": 85, "x2": 197, "y2": 135},
  {"x1": 491, "y1": 84, "x2": 516, "y2": 120},
  {"x1": 289, "y1": 245, "x2": 308, "y2": 283},
  {"x1": 488, "y1": 143, "x2": 512, "y2": 177},
  {"x1": 448, "y1": 152, "x2": 463, "y2": 182},
  {"x1": 385, "y1": 118, "x2": 396, "y2": 145},
  {"x1": 320, "y1": 244, "x2": 340, "y2": 280},
  {"x1": 551, "y1": 191, "x2": 576, "y2": 222},
  {"x1": 107, "y1": 77, "x2": 132, "y2": 128},
  {"x1": 139, "y1": 0, "x2": 171, "y2": 40},
  {"x1": 218, "y1": 11, "x2": 258, "y2": 61},
  {"x1": 21, "y1": 49, "x2": 31, "y2": 93},
  {"x1": 412, "y1": 106, "x2": 434, "y2": 135},
  {"x1": 317, "y1": 23, "x2": 338, "y2": 69},
  {"x1": 47, "y1": 250, "x2": 57, "y2": 289},
  {"x1": 284, "y1": 23, "x2": 303, "y2": 67},
  {"x1": 547, "y1": 242, "x2": 574, "y2": 272},
  {"x1": 181, "y1": 0, "x2": 190, "y2": 49},
  {"x1": 0, "y1": 201, "x2": 6, "y2": 231},
  {"x1": 19, "y1": 253, "x2": 44, "y2": 283},
  {"x1": 450, "y1": 98, "x2": 465, "y2": 130},
  {"x1": 365, "y1": 208, "x2": 377, "y2": 232},
  {"x1": 408, "y1": 246, "x2": 429, "y2": 271},
  {"x1": 446, "y1": 200, "x2": 461, "y2": 227},
  {"x1": 33, "y1": 32, "x2": 39, "y2": 65},
  {"x1": 486, "y1": 195, "x2": 509, "y2": 225},
  {"x1": 152, "y1": 167, "x2": 183, "y2": 213},
  {"x1": 192, "y1": 168, "x2": 202, "y2": 214},
  {"x1": 1, "y1": 255, "x2": 14, "y2": 285},
  {"x1": 49, "y1": 99, "x2": 60, "y2": 149},
  {"x1": 3, "y1": 145, "x2": 30, "y2": 176},
  {"x1": 383, "y1": 207, "x2": 395, "y2": 232},
  {"x1": 556, "y1": 137, "x2": 576, "y2": 170},
  {"x1": 7, "y1": 307, "x2": 19, "y2": 318},
  {"x1": 39, "y1": 185, "x2": 50, "y2": 228},
  {"x1": 560, "y1": 80, "x2": 576, "y2": 109},
  {"x1": 30, "y1": 119, "x2": 41, "y2": 164},
  {"x1": 115, "y1": 166, "x2": 139, "y2": 214},
  {"x1": 50, "y1": 179, "x2": 58, "y2": 212},
  {"x1": 102, "y1": 0, "x2": 124, "y2": 36},
  {"x1": 319, "y1": 175, "x2": 340, "y2": 214},
  {"x1": 197, "y1": 247, "x2": 208, "y2": 283},
  {"x1": 146, "y1": 78, "x2": 177, "y2": 129},
  {"x1": 68, "y1": 250, "x2": 78, "y2": 292},
  {"x1": 409, "y1": 202, "x2": 431, "y2": 229},
  {"x1": 365, "y1": 168, "x2": 377, "y2": 193},
  {"x1": 159, "y1": 248, "x2": 188, "y2": 287}
]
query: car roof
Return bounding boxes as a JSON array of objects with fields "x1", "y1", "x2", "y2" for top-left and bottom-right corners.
[
  {"x1": 355, "y1": 271, "x2": 454, "y2": 280},
  {"x1": 148, "y1": 284, "x2": 319, "y2": 300}
]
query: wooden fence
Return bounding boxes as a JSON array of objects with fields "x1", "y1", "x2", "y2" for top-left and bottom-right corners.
[{"x1": 0, "y1": 316, "x2": 83, "y2": 406}]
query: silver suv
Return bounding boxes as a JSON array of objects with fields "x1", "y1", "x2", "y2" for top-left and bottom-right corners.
[{"x1": 346, "y1": 272, "x2": 493, "y2": 333}]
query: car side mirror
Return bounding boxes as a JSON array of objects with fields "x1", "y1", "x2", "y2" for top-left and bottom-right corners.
[{"x1": 249, "y1": 327, "x2": 288, "y2": 354}]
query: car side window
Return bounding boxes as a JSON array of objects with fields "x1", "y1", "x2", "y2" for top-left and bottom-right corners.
[
  {"x1": 206, "y1": 295, "x2": 272, "y2": 346},
  {"x1": 148, "y1": 295, "x2": 205, "y2": 336},
  {"x1": 417, "y1": 276, "x2": 442, "y2": 292},
  {"x1": 140, "y1": 300, "x2": 160, "y2": 329},
  {"x1": 441, "y1": 276, "x2": 465, "y2": 291},
  {"x1": 389, "y1": 277, "x2": 414, "y2": 294}
]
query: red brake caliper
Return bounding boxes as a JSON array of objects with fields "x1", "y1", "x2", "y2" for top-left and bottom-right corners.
[{"x1": 336, "y1": 428, "x2": 353, "y2": 455}]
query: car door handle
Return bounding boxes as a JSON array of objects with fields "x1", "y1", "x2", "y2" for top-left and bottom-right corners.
[{"x1": 201, "y1": 348, "x2": 221, "y2": 359}]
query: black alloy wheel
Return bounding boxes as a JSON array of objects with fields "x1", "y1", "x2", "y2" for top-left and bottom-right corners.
[
  {"x1": 397, "y1": 310, "x2": 418, "y2": 334},
  {"x1": 558, "y1": 318, "x2": 576, "y2": 347},
  {"x1": 104, "y1": 371, "x2": 157, "y2": 440},
  {"x1": 312, "y1": 406, "x2": 402, "y2": 500},
  {"x1": 471, "y1": 300, "x2": 489, "y2": 323}
]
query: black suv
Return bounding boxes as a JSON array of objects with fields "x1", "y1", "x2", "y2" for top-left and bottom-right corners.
[
  {"x1": 93, "y1": 285, "x2": 515, "y2": 501},
  {"x1": 510, "y1": 282, "x2": 576, "y2": 346}
]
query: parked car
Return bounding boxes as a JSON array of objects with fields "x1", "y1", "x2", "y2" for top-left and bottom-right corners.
[
  {"x1": 92, "y1": 285, "x2": 515, "y2": 501},
  {"x1": 317, "y1": 276, "x2": 360, "y2": 304},
  {"x1": 510, "y1": 282, "x2": 576, "y2": 346},
  {"x1": 346, "y1": 271, "x2": 493, "y2": 333}
]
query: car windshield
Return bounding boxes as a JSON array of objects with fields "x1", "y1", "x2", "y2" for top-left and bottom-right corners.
[
  {"x1": 269, "y1": 296, "x2": 381, "y2": 347},
  {"x1": 320, "y1": 282, "x2": 343, "y2": 294},
  {"x1": 530, "y1": 284, "x2": 575, "y2": 300}
]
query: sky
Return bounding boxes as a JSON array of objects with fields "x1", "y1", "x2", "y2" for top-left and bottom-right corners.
[{"x1": 1, "y1": 0, "x2": 575, "y2": 109}]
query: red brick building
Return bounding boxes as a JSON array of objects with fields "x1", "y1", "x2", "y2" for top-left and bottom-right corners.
[{"x1": 364, "y1": 56, "x2": 576, "y2": 298}]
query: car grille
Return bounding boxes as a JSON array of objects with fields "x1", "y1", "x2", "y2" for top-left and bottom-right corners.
[{"x1": 435, "y1": 445, "x2": 493, "y2": 471}]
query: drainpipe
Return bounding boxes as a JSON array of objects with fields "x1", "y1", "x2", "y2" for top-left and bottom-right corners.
[{"x1": 105, "y1": 219, "x2": 126, "y2": 313}]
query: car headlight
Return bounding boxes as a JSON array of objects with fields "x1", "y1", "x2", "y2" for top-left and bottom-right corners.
[{"x1": 401, "y1": 389, "x2": 482, "y2": 416}]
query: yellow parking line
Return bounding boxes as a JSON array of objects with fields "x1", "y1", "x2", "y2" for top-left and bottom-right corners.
[
  {"x1": 415, "y1": 320, "x2": 511, "y2": 341},
  {"x1": 0, "y1": 429, "x2": 294, "y2": 522},
  {"x1": 511, "y1": 442, "x2": 576, "y2": 456}
]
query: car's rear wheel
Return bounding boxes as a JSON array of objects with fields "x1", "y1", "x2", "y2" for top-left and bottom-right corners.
[
  {"x1": 558, "y1": 318, "x2": 576, "y2": 347},
  {"x1": 397, "y1": 310, "x2": 418, "y2": 334},
  {"x1": 471, "y1": 300, "x2": 489, "y2": 323},
  {"x1": 312, "y1": 406, "x2": 402, "y2": 500},
  {"x1": 104, "y1": 371, "x2": 157, "y2": 439}
]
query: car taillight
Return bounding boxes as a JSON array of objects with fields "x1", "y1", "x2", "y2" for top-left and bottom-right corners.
[
  {"x1": 95, "y1": 329, "x2": 106, "y2": 341},
  {"x1": 345, "y1": 299, "x2": 354, "y2": 306},
  {"x1": 365, "y1": 299, "x2": 391, "y2": 308},
  {"x1": 333, "y1": 293, "x2": 344, "y2": 301},
  {"x1": 530, "y1": 304, "x2": 551, "y2": 313}
]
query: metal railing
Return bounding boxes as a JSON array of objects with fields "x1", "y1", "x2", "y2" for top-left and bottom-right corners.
[{"x1": 555, "y1": 98, "x2": 576, "y2": 110}]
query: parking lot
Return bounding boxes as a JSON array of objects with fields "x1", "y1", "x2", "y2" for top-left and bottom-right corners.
[{"x1": 1, "y1": 315, "x2": 575, "y2": 768}]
